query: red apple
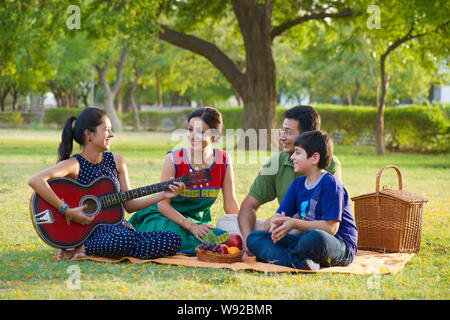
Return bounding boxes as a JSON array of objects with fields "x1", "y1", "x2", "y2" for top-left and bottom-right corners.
[
  {"x1": 217, "y1": 245, "x2": 229, "y2": 254},
  {"x1": 226, "y1": 234, "x2": 243, "y2": 249}
]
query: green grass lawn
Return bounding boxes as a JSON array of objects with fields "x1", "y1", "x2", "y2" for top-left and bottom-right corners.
[{"x1": 0, "y1": 128, "x2": 448, "y2": 300}]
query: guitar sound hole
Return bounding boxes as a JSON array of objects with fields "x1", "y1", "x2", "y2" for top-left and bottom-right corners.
[{"x1": 81, "y1": 198, "x2": 98, "y2": 215}]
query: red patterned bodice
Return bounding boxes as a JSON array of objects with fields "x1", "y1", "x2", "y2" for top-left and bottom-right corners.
[{"x1": 170, "y1": 148, "x2": 228, "y2": 199}]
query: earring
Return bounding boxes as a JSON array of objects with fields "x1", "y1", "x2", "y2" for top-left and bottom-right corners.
[{"x1": 88, "y1": 138, "x2": 92, "y2": 142}]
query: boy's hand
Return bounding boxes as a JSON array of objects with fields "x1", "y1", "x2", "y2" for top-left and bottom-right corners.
[
  {"x1": 269, "y1": 212, "x2": 295, "y2": 243},
  {"x1": 268, "y1": 211, "x2": 285, "y2": 233},
  {"x1": 255, "y1": 211, "x2": 285, "y2": 231}
]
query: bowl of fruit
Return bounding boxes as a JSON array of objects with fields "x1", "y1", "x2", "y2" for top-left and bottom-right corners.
[{"x1": 195, "y1": 233, "x2": 244, "y2": 264}]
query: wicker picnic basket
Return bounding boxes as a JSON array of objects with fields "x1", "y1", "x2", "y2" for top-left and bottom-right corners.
[
  {"x1": 351, "y1": 165, "x2": 427, "y2": 253},
  {"x1": 195, "y1": 247, "x2": 244, "y2": 264}
]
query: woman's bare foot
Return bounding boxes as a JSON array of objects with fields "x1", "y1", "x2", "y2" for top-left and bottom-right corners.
[{"x1": 57, "y1": 245, "x2": 87, "y2": 261}]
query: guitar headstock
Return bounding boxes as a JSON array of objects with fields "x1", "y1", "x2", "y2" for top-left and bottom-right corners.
[{"x1": 181, "y1": 169, "x2": 212, "y2": 186}]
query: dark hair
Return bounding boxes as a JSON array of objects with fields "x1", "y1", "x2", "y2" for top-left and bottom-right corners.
[
  {"x1": 188, "y1": 107, "x2": 224, "y2": 134},
  {"x1": 284, "y1": 105, "x2": 321, "y2": 133},
  {"x1": 57, "y1": 107, "x2": 108, "y2": 162},
  {"x1": 294, "y1": 130, "x2": 333, "y2": 170}
]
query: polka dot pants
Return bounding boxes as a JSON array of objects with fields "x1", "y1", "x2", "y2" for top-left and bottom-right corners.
[{"x1": 84, "y1": 225, "x2": 181, "y2": 259}]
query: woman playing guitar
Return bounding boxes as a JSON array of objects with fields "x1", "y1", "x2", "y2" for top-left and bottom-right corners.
[{"x1": 28, "y1": 107, "x2": 184, "y2": 260}]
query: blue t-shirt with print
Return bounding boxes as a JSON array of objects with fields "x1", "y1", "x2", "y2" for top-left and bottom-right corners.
[{"x1": 276, "y1": 172, "x2": 358, "y2": 258}]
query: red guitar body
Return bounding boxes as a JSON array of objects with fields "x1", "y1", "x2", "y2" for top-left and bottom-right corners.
[
  {"x1": 29, "y1": 169, "x2": 211, "y2": 249},
  {"x1": 30, "y1": 177, "x2": 123, "y2": 249}
]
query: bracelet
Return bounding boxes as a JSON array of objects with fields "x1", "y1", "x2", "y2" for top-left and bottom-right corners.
[{"x1": 59, "y1": 203, "x2": 69, "y2": 216}]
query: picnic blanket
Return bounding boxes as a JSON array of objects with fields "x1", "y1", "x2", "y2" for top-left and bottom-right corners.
[{"x1": 70, "y1": 250, "x2": 415, "y2": 275}]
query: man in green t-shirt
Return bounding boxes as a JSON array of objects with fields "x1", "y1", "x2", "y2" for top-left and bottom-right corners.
[{"x1": 216, "y1": 105, "x2": 342, "y2": 255}]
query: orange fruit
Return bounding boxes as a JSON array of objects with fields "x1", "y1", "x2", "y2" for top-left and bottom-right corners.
[{"x1": 227, "y1": 246, "x2": 240, "y2": 254}]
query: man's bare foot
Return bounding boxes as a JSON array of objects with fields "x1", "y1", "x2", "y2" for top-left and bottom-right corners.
[
  {"x1": 56, "y1": 245, "x2": 87, "y2": 261},
  {"x1": 244, "y1": 249, "x2": 254, "y2": 257}
]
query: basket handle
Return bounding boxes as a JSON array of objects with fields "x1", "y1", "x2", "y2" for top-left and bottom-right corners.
[{"x1": 376, "y1": 165, "x2": 403, "y2": 194}]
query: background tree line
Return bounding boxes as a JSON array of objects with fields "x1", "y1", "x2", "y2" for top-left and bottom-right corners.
[{"x1": 0, "y1": 0, "x2": 448, "y2": 154}]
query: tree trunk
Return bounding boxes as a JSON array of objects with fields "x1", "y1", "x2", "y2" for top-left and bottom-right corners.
[
  {"x1": 95, "y1": 46, "x2": 128, "y2": 132},
  {"x1": 157, "y1": 1, "x2": 355, "y2": 150},
  {"x1": 69, "y1": 89, "x2": 78, "y2": 108},
  {"x1": 115, "y1": 83, "x2": 123, "y2": 113},
  {"x1": 49, "y1": 83, "x2": 62, "y2": 107},
  {"x1": 80, "y1": 90, "x2": 89, "y2": 108},
  {"x1": 49, "y1": 83, "x2": 59, "y2": 107},
  {"x1": 234, "y1": 1, "x2": 277, "y2": 150},
  {"x1": 129, "y1": 72, "x2": 141, "y2": 130},
  {"x1": 12, "y1": 87, "x2": 19, "y2": 111},
  {"x1": 156, "y1": 72, "x2": 163, "y2": 107},
  {"x1": 61, "y1": 95, "x2": 68, "y2": 108},
  {"x1": 346, "y1": 94, "x2": 352, "y2": 106},
  {"x1": 53, "y1": 93, "x2": 60, "y2": 107},
  {"x1": 0, "y1": 87, "x2": 9, "y2": 112},
  {"x1": 124, "y1": 84, "x2": 131, "y2": 112},
  {"x1": 98, "y1": 75, "x2": 122, "y2": 132},
  {"x1": 78, "y1": 81, "x2": 90, "y2": 108},
  {"x1": 376, "y1": 54, "x2": 389, "y2": 155},
  {"x1": 89, "y1": 67, "x2": 95, "y2": 107},
  {"x1": 374, "y1": 24, "x2": 429, "y2": 155},
  {"x1": 353, "y1": 79, "x2": 360, "y2": 105}
]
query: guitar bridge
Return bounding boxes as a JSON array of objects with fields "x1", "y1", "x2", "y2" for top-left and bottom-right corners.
[{"x1": 33, "y1": 209, "x2": 54, "y2": 225}]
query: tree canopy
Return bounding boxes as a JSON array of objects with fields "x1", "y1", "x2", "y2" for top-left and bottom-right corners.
[{"x1": 0, "y1": 0, "x2": 448, "y2": 152}]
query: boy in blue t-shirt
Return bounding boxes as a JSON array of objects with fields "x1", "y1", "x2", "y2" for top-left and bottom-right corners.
[{"x1": 246, "y1": 130, "x2": 357, "y2": 270}]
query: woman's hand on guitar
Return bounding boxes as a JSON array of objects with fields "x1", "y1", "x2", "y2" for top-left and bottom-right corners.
[
  {"x1": 66, "y1": 204, "x2": 94, "y2": 225},
  {"x1": 189, "y1": 223, "x2": 213, "y2": 242},
  {"x1": 162, "y1": 178, "x2": 185, "y2": 199}
]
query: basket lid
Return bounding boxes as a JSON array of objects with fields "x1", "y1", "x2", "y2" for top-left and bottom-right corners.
[{"x1": 351, "y1": 188, "x2": 428, "y2": 203}]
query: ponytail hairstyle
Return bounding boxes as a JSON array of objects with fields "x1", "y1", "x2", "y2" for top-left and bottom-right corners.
[
  {"x1": 57, "y1": 116, "x2": 77, "y2": 162},
  {"x1": 57, "y1": 107, "x2": 109, "y2": 162}
]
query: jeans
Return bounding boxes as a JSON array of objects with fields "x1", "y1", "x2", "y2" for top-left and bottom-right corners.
[{"x1": 246, "y1": 229, "x2": 353, "y2": 269}]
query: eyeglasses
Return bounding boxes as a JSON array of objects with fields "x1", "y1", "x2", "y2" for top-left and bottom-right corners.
[{"x1": 279, "y1": 128, "x2": 293, "y2": 137}]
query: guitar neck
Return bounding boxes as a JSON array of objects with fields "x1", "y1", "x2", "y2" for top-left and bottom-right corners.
[{"x1": 100, "y1": 178, "x2": 182, "y2": 208}]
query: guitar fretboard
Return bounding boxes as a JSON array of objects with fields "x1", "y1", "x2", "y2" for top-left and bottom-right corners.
[{"x1": 99, "y1": 179, "x2": 179, "y2": 208}]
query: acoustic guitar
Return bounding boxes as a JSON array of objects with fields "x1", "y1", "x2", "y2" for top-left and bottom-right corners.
[{"x1": 29, "y1": 169, "x2": 212, "y2": 248}]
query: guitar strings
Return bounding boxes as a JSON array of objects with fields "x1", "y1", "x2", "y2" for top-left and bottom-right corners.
[{"x1": 80, "y1": 170, "x2": 210, "y2": 211}]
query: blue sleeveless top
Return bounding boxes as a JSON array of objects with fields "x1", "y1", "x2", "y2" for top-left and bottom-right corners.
[
  {"x1": 73, "y1": 152, "x2": 120, "y2": 189},
  {"x1": 73, "y1": 152, "x2": 135, "y2": 231}
]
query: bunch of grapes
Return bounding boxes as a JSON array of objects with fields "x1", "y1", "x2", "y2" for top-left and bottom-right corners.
[{"x1": 197, "y1": 242, "x2": 220, "y2": 253}]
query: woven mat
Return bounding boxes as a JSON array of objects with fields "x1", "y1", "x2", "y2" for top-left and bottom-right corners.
[{"x1": 70, "y1": 250, "x2": 415, "y2": 274}]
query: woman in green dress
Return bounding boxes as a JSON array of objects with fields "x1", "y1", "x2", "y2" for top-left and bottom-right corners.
[{"x1": 129, "y1": 107, "x2": 239, "y2": 254}]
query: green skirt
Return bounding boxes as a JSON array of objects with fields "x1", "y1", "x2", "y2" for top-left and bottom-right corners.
[{"x1": 129, "y1": 202, "x2": 228, "y2": 255}]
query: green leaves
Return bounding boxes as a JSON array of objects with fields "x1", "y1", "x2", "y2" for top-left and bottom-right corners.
[{"x1": 202, "y1": 230, "x2": 218, "y2": 243}]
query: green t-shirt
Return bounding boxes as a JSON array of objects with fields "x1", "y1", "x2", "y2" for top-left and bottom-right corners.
[{"x1": 248, "y1": 152, "x2": 342, "y2": 205}]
